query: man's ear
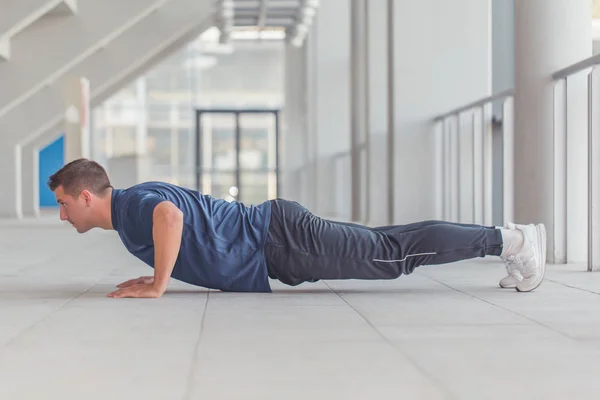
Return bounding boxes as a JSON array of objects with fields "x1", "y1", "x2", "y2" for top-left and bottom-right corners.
[{"x1": 81, "y1": 189, "x2": 93, "y2": 205}]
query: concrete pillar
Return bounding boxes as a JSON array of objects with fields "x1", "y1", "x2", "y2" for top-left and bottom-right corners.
[
  {"x1": 0, "y1": 147, "x2": 22, "y2": 218},
  {"x1": 306, "y1": 0, "x2": 351, "y2": 219},
  {"x1": 514, "y1": 0, "x2": 591, "y2": 263},
  {"x1": 491, "y1": 0, "x2": 515, "y2": 226},
  {"x1": 364, "y1": 0, "x2": 390, "y2": 227},
  {"x1": 304, "y1": 20, "x2": 318, "y2": 213},
  {"x1": 350, "y1": 0, "x2": 368, "y2": 223},
  {"x1": 345, "y1": 0, "x2": 391, "y2": 227},
  {"x1": 282, "y1": 43, "x2": 309, "y2": 205},
  {"x1": 64, "y1": 76, "x2": 91, "y2": 162},
  {"x1": 23, "y1": 146, "x2": 39, "y2": 218},
  {"x1": 105, "y1": 77, "x2": 150, "y2": 189},
  {"x1": 21, "y1": 130, "x2": 61, "y2": 218},
  {"x1": 22, "y1": 139, "x2": 45, "y2": 218},
  {"x1": 135, "y1": 77, "x2": 147, "y2": 156},
  {"x1": 492, "y1": 0, "x2": 515, "y2": 100}
]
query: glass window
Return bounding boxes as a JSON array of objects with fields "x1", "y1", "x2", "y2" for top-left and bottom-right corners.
[
  {"x1": 177, "y1": 128, "x2": 193, "y2": 167},
  {"x1": 147, "y1": 128, "x2": 172, "y2": 165},
  {"x1": 111, "y1": 126, "x2": 136, "y2": 156},
  {"x1": 147, "y1": 102, "x2": 172, "y2": 123}
]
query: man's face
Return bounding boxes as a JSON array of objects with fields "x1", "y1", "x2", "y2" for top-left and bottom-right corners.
[{"x1": 53, "y1": 185, "x2": 94, "y2": 233}]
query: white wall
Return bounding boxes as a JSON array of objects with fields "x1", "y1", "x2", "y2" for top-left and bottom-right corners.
[
  {"x1": 281, "y1": 0, "x2": 492, "y2": 224},
  {"x1": 392, "y1": 0, "x2": 492, "y2": 223}
]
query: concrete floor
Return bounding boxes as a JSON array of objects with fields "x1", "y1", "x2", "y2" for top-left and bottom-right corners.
[{"x1": 1, "y1": 220, "x2": 600, "y2": 400}]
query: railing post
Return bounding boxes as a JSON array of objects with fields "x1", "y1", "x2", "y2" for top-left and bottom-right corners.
[
  {"x1": 502, "y1": 97, "x2": 514, "y2": 224},
  {"x1": 443, "y1": 118, "x2": 450, "y2": 221},
  {"x1": 553, "y1": 78, "x2": 567, "y2": 264},
  {"x1": 471, "y1": 111, "x2": 476, "y2": 224},
  {"x1": 472, "y1": 108, "x2": 483, "y2": 225},
  {"x1": 435, "y1": 91, "x2": 514, "y2": 227},
  {"x1": 457, "y1": 114, "x2": 463, "y2": 222},
  {"x1": 450, "y1": 115, "x2": 460, "y2": 222},
  {"x1": 434, "y1": 120, "x2": 444, "y2": 220},
  {"x1": 482, "y1": 103, "x2": 493, "y2": 226},
  {"x1": 588, "y1": 68, "x2": 600, "y2": 271}
]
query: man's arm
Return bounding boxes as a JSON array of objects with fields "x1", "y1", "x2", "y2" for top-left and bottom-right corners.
[
  {"x1": 151, "y1": 201, "x2": 184, "y2": 295},
  {"x1": 108, "y1": 201, "x2": 183, "y2": 299}
]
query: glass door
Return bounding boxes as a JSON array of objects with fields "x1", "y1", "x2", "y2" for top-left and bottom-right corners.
[
  {"x1": 238, "y1": 112, "x2": 278, "y2": 204},
  {"x1": 195, "y1": 109, "x2": 279, "y2": 205}
]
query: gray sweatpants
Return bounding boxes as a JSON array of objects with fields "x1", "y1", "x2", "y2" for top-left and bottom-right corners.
[{"x1": 264, "y1": 199, "x2": 503, "y2": 286}]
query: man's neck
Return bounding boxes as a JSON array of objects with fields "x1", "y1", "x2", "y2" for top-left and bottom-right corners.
[{"x1": 97, "y1": 187, "x2": 115, "y2": 230}]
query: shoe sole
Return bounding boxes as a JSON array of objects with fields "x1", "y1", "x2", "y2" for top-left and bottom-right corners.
[
  {"x1": 499, "y1": 277, "x2": 518, "y2": 288},
  {"x1": 498, "y1": 284, "x2": 517, "y2": 289},
  {"x1": 516, "y1": 224, "x2": 547, "y2": 292},
  {"x1": 499, "y1": 283, "x2": 517, "y2": 289}
]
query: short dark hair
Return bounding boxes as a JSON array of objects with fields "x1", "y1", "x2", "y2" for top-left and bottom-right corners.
[{"x1": 48, "y1": 158, "x2": 112, "y2": 197}]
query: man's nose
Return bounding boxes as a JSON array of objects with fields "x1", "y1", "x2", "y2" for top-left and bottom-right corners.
[{"x1": 59, "y1": 209, "x2": 67, "y2": 221}]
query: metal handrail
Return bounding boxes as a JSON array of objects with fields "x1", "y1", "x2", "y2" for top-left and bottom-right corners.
[
  {"x1": 553, "y1": 53, "x2": 600, "y2": 80},
  {"x1": 553, "y1": 52, "x2": 600, "y2": 271},
  {"x1": 434, "y1": 89, "x2": 514, "y2": 121},
  {"x1": 330, "y1": 143, "x2": 367, "y2": 160},
  {"x1": 432, "y1": 88, "x2": 515, "y2": 227},
  {"x1": 434, "y1": 54, "x2": 600, "y2": 271}
]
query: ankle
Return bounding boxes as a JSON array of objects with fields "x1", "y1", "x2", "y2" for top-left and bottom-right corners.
[{"x1": 500, "y1": 228, "x2": 525, "y2": 258}]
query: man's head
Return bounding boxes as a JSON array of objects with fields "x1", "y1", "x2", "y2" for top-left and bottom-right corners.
[{"x1": 48, "y1": 158, "x2": 113, "y2": 233}]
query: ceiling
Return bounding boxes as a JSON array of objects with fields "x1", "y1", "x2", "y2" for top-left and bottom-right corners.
[
  {"x1": 232, "y1": 0, "x2": 302, "y2": 28},
  {"x1": 215, "y1": 1, "x2": 600, "y2": 44},
  {"x1": 214, "y1": 0, "x2": 318, "y2": 45}
]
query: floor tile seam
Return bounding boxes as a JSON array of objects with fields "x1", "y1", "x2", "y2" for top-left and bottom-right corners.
[
  {"x1": 415, "y1": 272, "x2": 587, "y2": 342},
  {"x1": 544, "y1": 278, "x2": 600, "y2": 296},
  {"x1": 321, "y1": 280, "x2": 457, "y2": 400},
  {"x1": 0, "y1": 272, "x2": 107, "y2": 355},
  {"x1": 0, "y1": 251, "x2": 124, "y2": 348},
  {"x1": 182, "y1": 289, "x2": 211, "y2": 400}
]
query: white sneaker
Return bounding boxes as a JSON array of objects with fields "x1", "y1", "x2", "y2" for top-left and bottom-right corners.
[
  {"x1": 500, "y1": 223, "x2": 547, "y2": 292},
  {"x1": 499, "y1": 266, "x2": 522, "y2": 288},
  {"x1": 498, "y1": 222, "x2": 523, "y2": 288},
  {"x1": 515, "y1": 223, "x2": 546, "y2": 292}
]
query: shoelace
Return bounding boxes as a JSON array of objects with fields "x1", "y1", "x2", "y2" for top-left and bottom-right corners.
[
  {"x1": 504, "y1": 255, "x2": 523, "y2": 277},
  {"x1": 509, "y1": 242, "x2": 539, "y2": 278}
]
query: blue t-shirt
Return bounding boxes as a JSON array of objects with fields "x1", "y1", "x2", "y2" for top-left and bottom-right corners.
[{"x1": 110, "y1": 181, "x2": 272, "y2": 292}]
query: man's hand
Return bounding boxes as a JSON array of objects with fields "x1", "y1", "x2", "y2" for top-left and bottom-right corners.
[
  {"x1": 116, "y1": 276, "x2": 154, "y2": 288},
  {"x1": 107, "y1": 283, "x2": 163, "y2": 299},
  {"x1": 108, "y1": 201, "x2": 183, "y2": 300}
]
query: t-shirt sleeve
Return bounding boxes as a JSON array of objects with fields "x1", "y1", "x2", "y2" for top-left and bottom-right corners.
[{"x1": 123, "y1": 191, "x2": 166, "y2": 245}]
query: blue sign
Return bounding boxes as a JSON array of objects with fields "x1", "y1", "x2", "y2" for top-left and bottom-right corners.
[{"x1": 38, "y1": 135, "x2": 65, "y2": 207}]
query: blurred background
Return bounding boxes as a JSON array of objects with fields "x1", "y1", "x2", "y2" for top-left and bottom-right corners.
[
  {"x1": 91, "y1": 29, "x2": 283, "y2": 205},
  {"x1": 3, "y1": 0, "x2": 600, "y2": 268}
]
